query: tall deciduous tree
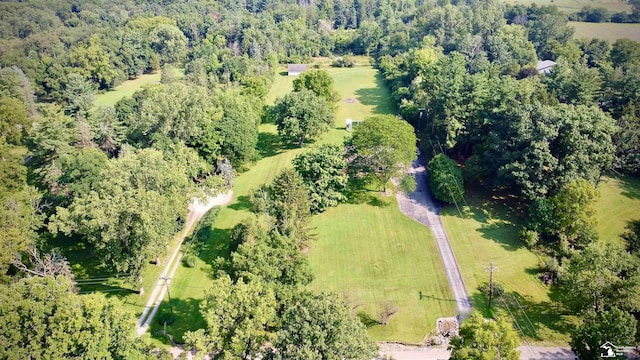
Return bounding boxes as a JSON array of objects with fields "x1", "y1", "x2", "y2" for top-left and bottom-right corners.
[
  {"x1": 449, "y1": 311, "x2": 521, "y2": 360},
  {"x1": 214, "y1": 91, "x2": 260, "y2": 167},
  {"x1": 265, "y1": 292, "x2": 378, "y2": 360},
  {"x1": 292, "y1": 70, "x2": 339, "y2": 105},
  {"x1": 484, "y1": 103, "x2": 616, "y2": 200},
  {"x1": 50, "y1": 148, "x2": 195, "y2": 281},
  {"x1": 0, "y1": 97, "x2": 29, "y2": 144},
  {"x1": 570, "y1": 307, "x2": 637, "y2": 360},
  {"x1": 0, "y1": 276, "x2": 150, "y2": 359},
  {"x1": 347, "y1": 115, "x2": 416, "y2": 191},
  {"x1": 292, "y1": 144, "x2": 348, "y2": 213},
  {"x1": 271, "y1": 90, "x2": 334, "y2": 147},
  {"x1": 559, "y1": 241, "x2": 640, "y2": 313},
  {"x1": 550, "y1": 179, "x2": 599, "y2": 249},
  {"x1": 184, "y1": 275, "x2": 276, "y2": 360}
]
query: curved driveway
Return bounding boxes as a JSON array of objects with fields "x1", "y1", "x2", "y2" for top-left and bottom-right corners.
[{"x1": 395, "y1": 154, "x2": 472, "y2": 317}]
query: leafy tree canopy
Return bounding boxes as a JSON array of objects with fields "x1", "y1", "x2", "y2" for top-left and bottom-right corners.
[
  {"x1": 347, "y1": 115, "x2": 416, "y2": 191},
  {"x1": 271, "y1": 89, "x2": 335, "y2": 147},
  {"x1": 427, "y1": 153, "x2": 464, "y2": 205},
  {"x1": 292, "y1": 70, "x2": 339, "y2": 105},
  {"x1": 449, "y1": 311, "x2": 521, "y2": 360},
  {"x1": 292, "y1": 144, "x2": 348, "y2": 213},
  {"x1": 0, "y1": 275, "x2": 151, "y2": 360}
]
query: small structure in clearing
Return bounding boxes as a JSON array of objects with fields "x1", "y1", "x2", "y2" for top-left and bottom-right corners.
[
  {"x1": 536, "y1": 60, "x2": 557, "y2": 74},
  {"x1": 346, "y1": 118, "x2": 363, "y2": 131},
  {"x1": 287, "y1": 64, "x2": 307, "y2": 76}
]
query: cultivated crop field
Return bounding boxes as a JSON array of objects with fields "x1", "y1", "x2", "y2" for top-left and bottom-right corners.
[
  {"x1": 507, "y1": 0, "x2": 631, "y2": 13},
  {"x1": 570, "y1": 21, "x2": 640, "y2": 42}
]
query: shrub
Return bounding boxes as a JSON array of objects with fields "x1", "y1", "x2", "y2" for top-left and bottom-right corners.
[
  {"x1": 183, "y1": 254, "x2": 198, "y2": 268},
  {"x1": 519, "y1": 228, "x2": 540, "y2": 248},
  {"x1": 427, "y1": 154, "x2": 464, "y2": 204},
  {"x1": 331, "y1": 56, "x2": 355, "y2": 68}
]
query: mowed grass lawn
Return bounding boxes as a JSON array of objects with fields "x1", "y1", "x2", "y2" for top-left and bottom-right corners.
[
  {"x1": 93, "y1": 68, "x2": 184, "y2": 108},
  {"x1": 441, "y1": 191, "x2": 574, "y2": 345},
  {"x1": 441, "y1": 175, "x2": 640, "y2": 345},
  {"x1": 309, "y1": 197, "x2": 456, "y2": 343},
  {"x1": 595, "y1": 175, "x2": 640, "y2": 241},
  {"x1": 152, "y1": 64, "x2": 455, "y2": 343},
  {"x1": 571, "y1": 21, "x2": 640, "y2": 42}
]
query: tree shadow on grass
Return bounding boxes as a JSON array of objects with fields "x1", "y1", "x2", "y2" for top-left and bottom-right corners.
[
  {"x1": 470, "y1": 288, "x2": 572, "y2": 341},
  {"x1": 357, "y1": 311, "x2": 381, "y2": 328},
  {"x1": 257, "y1": 132, "x2": 284, "y2": 158},
  {"x1": 345, "y1": 189, "x2": 389, "y2": 208},
  {"x1": 453, "y1": 186, "x2": 526, "y2": 252},
  {"x1": 256, "y1": 132, "x2": 300, "y2": 159},
  {"x1": 619, "y1": 175, "x2": 640, "y2": 200},
  {"x1": 477, "y1": 220, "x2": 521, "y2": 252},
  {"x1": 197, "y1": 227, "x2": 233, "y2": 274},
  {"x1": 354, "y1": 72, "x2": 395, "y2": 115},
  {"x1": 150, "y1": 297, "x2": 205, "y2": 345},
  {"x1": 227, "y1": 195, "x2": 252, "y2": 211},
  {"x1": 505, "y1": 291, "x2": 574, "y2": 341}
]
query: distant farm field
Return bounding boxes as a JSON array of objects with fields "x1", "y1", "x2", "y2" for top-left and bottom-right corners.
[
  {"x1": 506, "y1": 0, "x2": 631, "y2": 13},
  {"x1": 571, "y1": 21, "x2": 640, "y2": 41},
  {"x1": 152, "y1": 64, "x2": 454, "y2": 344}
]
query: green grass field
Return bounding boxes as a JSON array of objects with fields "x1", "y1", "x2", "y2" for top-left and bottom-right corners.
[
  {"x1": 440, "y1": 174, "x2": 640, "y2": 346},
  {"x1": 441, "y1": 190, "x2": 574, "y2": 345},
  {"x1": 308, "y1": 197, "x2": 456, "y2": 343},
  {"x1": 595, "y1": 175, "x2": 640, "y2": 241},
  {"x1": 93, "y1": 68, "x2": 184, "y2": 108},
  {"x1": 151, "y1": 64, "x2": 454, "y2": 343},
  {"x1": 570, "y1": 21, "x2": 640, "y2": 42}
]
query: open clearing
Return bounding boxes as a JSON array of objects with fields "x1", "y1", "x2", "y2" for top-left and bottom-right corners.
[
  {"x1": 151, "y1": 62, "x2": 453, "y2": 344},
  {"x1": 440, "y1": 174, "x2": 640, "y2": 346},
  {"x1": 595, "y1": 175, "x2": 640, "y2": 242},
  {"x1": 440, "y1": 189, "x2": 574, "y2": 346},
  {"x1": 571, "y1": 21, "x2": 640, "y2": 42},
  {"x1": 93, "y1": 68, "x2": 184, "y2": 108},
  {"x1": 309, "y1": 196, "x2": 456, "y2": 343}
]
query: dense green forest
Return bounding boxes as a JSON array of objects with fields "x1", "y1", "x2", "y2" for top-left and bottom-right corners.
[{"x1": 1, "y1": 0, "x2": 639, "y2": 358}]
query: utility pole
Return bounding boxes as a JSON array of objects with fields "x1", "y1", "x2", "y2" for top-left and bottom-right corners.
[{"x1": 484, "y1": 262, "x2": 499, "y2": 309}]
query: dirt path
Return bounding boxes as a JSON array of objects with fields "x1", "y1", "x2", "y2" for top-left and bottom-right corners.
[
  {"x1": 136, "y1": 191, "x2": 234, "y2": 336},
  {"x1": 395, "y1": 154, "x2": 472, "y2": 317}
]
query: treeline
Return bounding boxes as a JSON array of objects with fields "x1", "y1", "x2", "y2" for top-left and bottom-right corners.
[
  {"x1": 376, "y1": 0, "x2": 640, "y2": 350},
  {"x1": 568, "y1": 0, "x2": 640, "y2": 23}
]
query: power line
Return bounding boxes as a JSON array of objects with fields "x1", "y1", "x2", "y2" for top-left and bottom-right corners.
[{"x1": 498, "y1": 293, "x2": 537, "y2": 359}]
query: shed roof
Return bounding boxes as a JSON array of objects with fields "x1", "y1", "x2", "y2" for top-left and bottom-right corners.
[
  {"x1": 536, "y1": 60, "x2": 557, "y2": 72},
  {"x1": 287, "y1": 64, "x2": 307, "y2": 75}
]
